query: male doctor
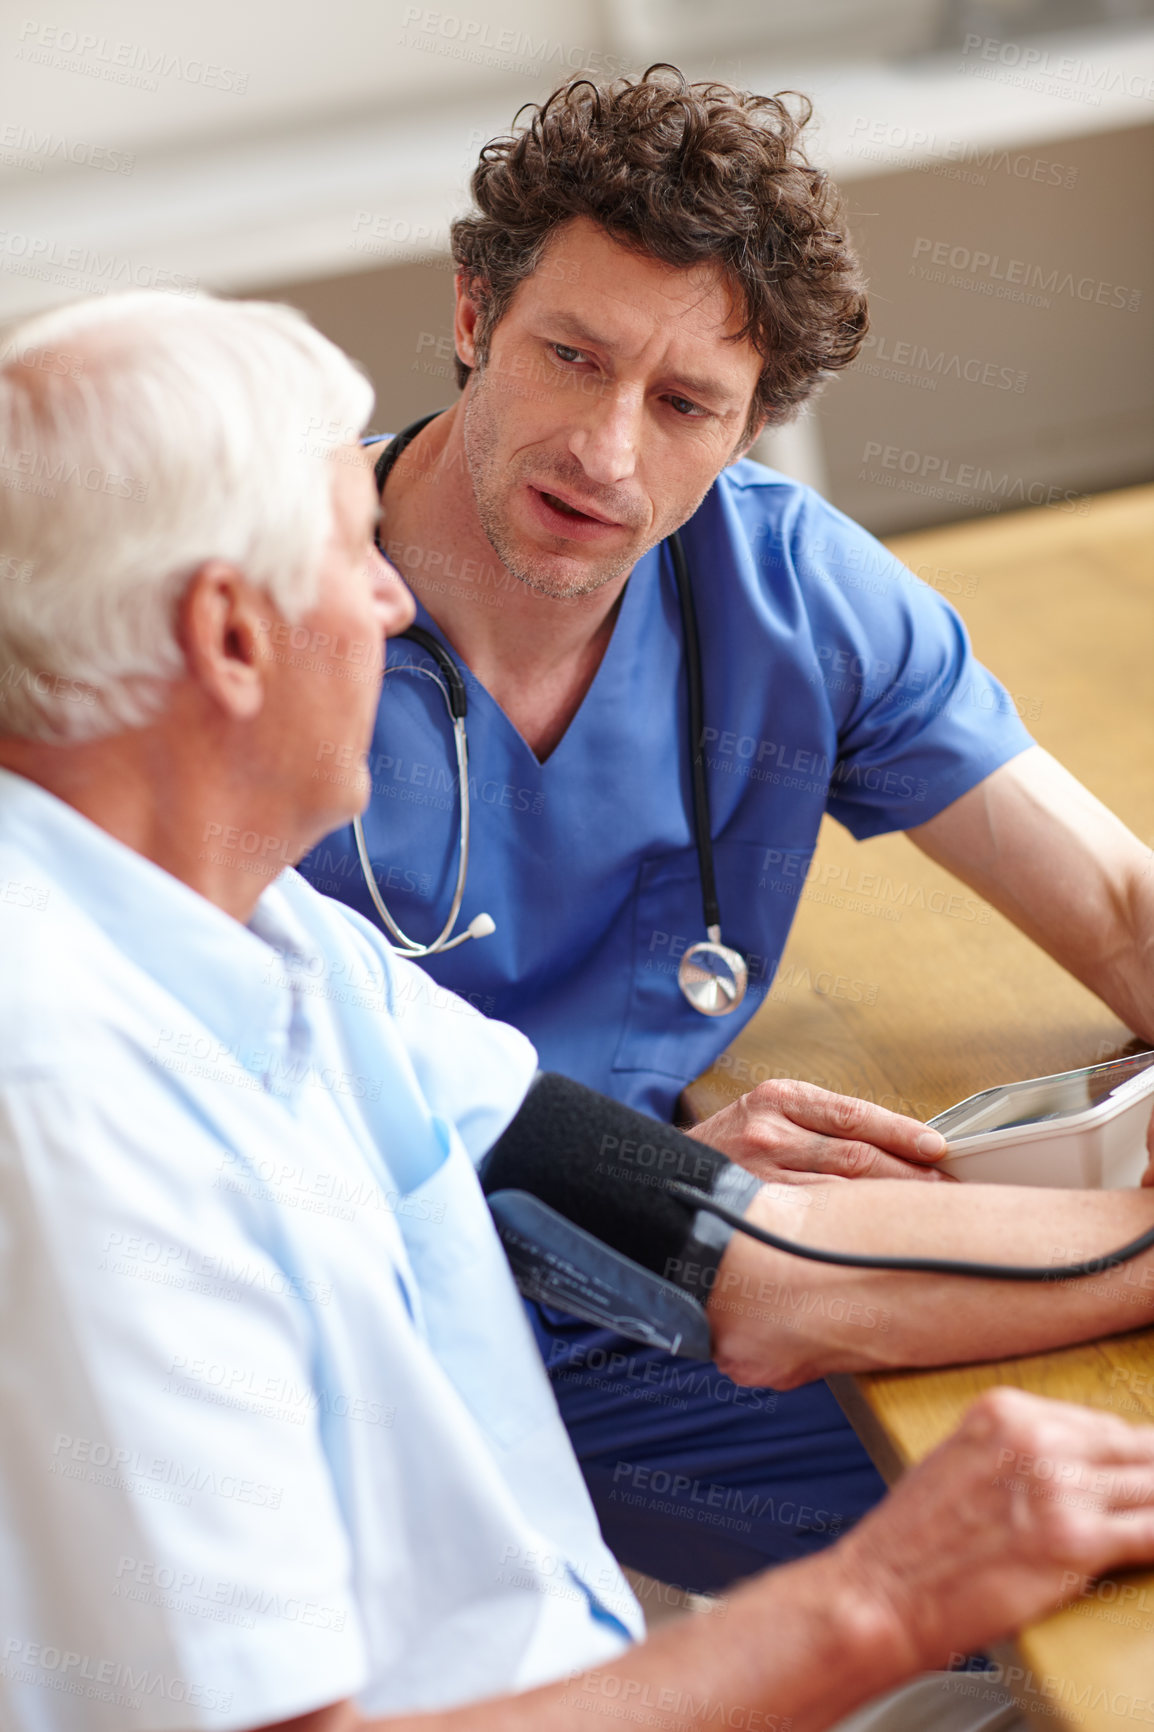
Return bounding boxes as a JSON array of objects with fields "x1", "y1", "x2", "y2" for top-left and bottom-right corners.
[
  {"x1": 299, "y1": 67, "x2": 1154, "y2": 1590},
  {"x1": 6, "y1": 286, "x2": 1154, "y2": 1732}
]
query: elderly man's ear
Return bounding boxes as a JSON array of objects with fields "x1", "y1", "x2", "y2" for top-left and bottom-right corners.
[{"x1": 177, "y1": 562, "x2": 269, "y2": 722}]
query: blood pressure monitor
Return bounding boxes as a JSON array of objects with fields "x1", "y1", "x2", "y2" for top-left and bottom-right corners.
[
  {"x1": 935, "y1": 1050, "x2": 1154, "y2": 1189},
  {"x1": 481, "y1": 1062, "x2": 1154, "y2": 1355}
]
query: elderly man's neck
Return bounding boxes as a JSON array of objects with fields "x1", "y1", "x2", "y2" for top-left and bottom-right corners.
[{"x1": 0, "y1": 719, "x2": 302, "y2": 923}]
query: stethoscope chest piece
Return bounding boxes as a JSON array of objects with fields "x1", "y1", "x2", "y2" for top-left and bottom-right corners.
[{"x1": 677, "y1": 929, "x2": 749, "y2": 1017}]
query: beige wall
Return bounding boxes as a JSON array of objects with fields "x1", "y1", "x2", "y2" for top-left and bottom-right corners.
[
  {"x1": 250, "y1": 256, "x2": 462, "y2": 437},
  {"x1": 818, "y1": 120, "x2": 1154, "y2": 532}
]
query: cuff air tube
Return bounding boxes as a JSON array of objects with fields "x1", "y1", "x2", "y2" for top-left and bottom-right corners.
[{"x1": 480, "y1": 1072, "x2": 760, "y2": 1359}]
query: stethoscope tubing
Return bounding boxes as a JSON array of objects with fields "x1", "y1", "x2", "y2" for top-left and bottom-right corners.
[
  {"x1": 351, "y1": 682, "x2": 474, "y2": 956},
  {"x1": 667, "y1": 526, "x2": 721, "y2": 938}
]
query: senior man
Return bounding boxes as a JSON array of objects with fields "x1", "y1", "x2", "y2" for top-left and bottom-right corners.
[
  {"x1": 4, "y1": 290, "x2": 1154, "y2": 1732},
  {"x1": 298, "y1": 66, "x2": 1154, "y2": 1591}
]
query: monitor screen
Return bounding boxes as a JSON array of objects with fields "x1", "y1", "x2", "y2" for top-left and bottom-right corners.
[{"x1": 931, "y1": 1050, "x2": 1154, "y2": 1141}]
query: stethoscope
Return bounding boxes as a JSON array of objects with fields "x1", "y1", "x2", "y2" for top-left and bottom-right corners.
[{"x1": 354, "y1": 412, "x2": 749, "y2": 1017}]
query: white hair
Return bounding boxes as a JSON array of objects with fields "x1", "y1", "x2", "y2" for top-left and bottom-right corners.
[{"x1": 0, "y1": 290, "x2": 375, "y2": 740}]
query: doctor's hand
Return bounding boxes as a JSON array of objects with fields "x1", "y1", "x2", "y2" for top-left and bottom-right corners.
[{"x1": 686, "y1": 1079, "x2": 949, "y2": 1184}]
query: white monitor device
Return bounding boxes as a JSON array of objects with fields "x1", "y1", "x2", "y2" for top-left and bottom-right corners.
[{"x1": 934, "y1": 1050, "x2": 1154, "y2": 1190}]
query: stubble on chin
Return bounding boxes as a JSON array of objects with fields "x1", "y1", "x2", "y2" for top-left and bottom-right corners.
[{"x1": 462, "y1": 375, "x2": 647, "y2": 603}]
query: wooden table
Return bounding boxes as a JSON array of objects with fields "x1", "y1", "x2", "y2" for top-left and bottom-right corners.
[{"x1": 683, "y1": 484, "x2": 1154, "y2": 1730}]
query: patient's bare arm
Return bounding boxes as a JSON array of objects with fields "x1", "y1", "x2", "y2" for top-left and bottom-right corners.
[
  {"x1": 245, "y1": 1389, "x2": 1154, "y2": 1732},
  {"x1": 707, "y1": 1175, "x2": 1154, "y2": 1390}
]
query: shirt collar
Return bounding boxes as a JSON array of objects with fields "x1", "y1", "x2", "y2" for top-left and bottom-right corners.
[{"x1": 0, "y1": 767, "x2": 321, "y2": 1090}]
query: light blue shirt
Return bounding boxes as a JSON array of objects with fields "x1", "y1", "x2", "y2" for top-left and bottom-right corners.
[{"x1": 0, "y1": 769, "x2": 640, "y2": 1731}]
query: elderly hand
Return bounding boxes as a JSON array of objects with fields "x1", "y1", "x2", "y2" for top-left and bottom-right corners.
[
  {"x1": 687, "y1": 1078, "x2": 949, "y2": 1184},
  {"x1": 1142, "y1": 1101, "x2": 1154, "y2": 1186},
  {"x1": 835, "y1": 1386, "x2": 1154, "y2": 1673}
]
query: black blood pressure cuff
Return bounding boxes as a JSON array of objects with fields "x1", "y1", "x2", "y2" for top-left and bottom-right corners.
[{"x1": 479, "y1": 1072, "x2": 760, "y2": 1360}]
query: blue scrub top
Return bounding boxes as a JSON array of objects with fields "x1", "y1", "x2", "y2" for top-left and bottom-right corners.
[{"x1": 301, "y1": 461, "x2": 1032, "y2": 1121}]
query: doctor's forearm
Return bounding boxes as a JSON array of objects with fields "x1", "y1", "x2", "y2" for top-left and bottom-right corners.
[
  {"x1": 708, "y1": 1179, "x2": 1154, "y2": 1388},
  {"x1": 909, "y1": 747, "x2": 1154, "y2": 1043}
]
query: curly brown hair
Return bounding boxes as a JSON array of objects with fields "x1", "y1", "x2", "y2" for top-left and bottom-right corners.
[{"x1": 450, "y1": 64, "x2": 869, "y2": 438}]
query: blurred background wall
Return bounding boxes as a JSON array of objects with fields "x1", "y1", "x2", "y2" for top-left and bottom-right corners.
[{"x1": 2, "y1": 0, "x2": 1151, "y2": 532}]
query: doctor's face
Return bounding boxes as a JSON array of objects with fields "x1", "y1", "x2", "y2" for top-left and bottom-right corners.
[{"x1": 458, "y1": 218, "x2": 764, "y2": 600}]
